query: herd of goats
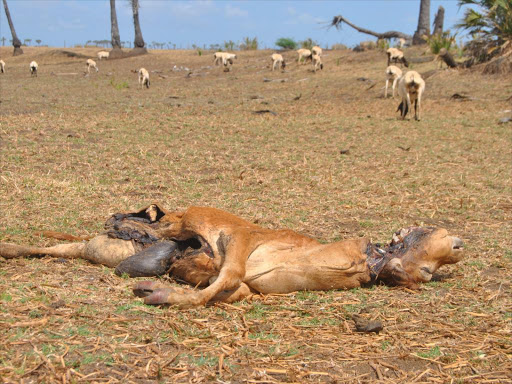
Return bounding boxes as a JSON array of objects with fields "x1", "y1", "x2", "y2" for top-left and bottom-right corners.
[{"x1": 0, "y1": 45, "x2": 424, "y2": 120}]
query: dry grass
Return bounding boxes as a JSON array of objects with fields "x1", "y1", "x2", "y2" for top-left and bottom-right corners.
[{"x1": 0, "y1": 46, "x2": 511, "y2": 383}]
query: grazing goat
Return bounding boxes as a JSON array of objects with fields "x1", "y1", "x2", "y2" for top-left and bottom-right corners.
[
  {"x1": 312, "y1": 54, "x2": 323, "y2": 72},
  {"x1": 97, "y1": 51, "x2": 109, "y2": 60},
  {"x1": 297, "y1": 49, "x2": 312, "y2": 64},
  {"x1": 271, "y1": 53, "x2": 285, "y2": 71},
  {"x1": 312, "y1": 46, "x2": 322, "y2": 56},
  {"x1": 0, "y1": 60, "x2": 5, "y2": 73},
  {"x1": 397, "y1": 71, "x2": 425, "y2": 121},
  {"x1": 86, "y1": 59, "x2": 99, "y2": 74},
  {"x1": 387, "y1": 48, "x2": 408, "y2": 67},
  {"x1": 30, "y1": 61, "x2": 38, "y2": 76},
  {"x1": 138, "y1": 68, "x2": 150, "y2": 89},
  {"x1": 385, "y1": 65, "x2": 402, "y2": 98},
  {"x1": 213, "y1": 52, "x2": 237, "y2": 66}
]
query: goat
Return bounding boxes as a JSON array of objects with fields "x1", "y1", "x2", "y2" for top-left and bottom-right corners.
[
  {"x1": 397, "y1": 71, "x2": 425, "y2": 121},
  {"x1": 30, "y1": 61, "x2": 38, "y2": 76},
  {"x1": 86, "y1": 59, "x2": 99, "y2": 74},
  {"x1": 97, "y1": 51, "x2": 110, "y2": 60},
  {"x1": 271, "y1": 53, "x2": 285, "y2": 71},
  {"x1": 297, "y1": 49, "x2": 312, "y2": 64},
  {"x1": 385, "y1": 65, "x2": 402, "y2": 98},
  {"x1": 138, "y1": 68, "x2": 150, "y2": 89},
  {"x1": 312, "y1": 54, "x2": 323, "y2": 72},
  {"x1": 312, "y1": 46, "x2": 322, "y2": 56},
  {"x1": 387, "y1": 48, "x2": 408, "y2": 67},
  {"x1": 0, "y1": 60, "x2": 5, "y2": 74},
  {"x1": 213, "y1": 52, "x2": 237, "y2": 67},
  {"x1": 398, "y1": 38, "x2": 406, "y2": 49}
]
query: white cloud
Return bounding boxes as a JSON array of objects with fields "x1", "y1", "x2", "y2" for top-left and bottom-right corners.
[
  {"x1": 285, "y1": 11, "x2": 323, "y2": 26},
  {"x1": 225, "y1": 4, "x2": 248, "y2": 18},
  {"x1": 170, "y1": 0, "x2": 216, "y2": 18}
]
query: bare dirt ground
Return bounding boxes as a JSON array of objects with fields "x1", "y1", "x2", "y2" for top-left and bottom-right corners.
[{"x1": 0, "y1": 46, "x2": 511, "y2": 383}]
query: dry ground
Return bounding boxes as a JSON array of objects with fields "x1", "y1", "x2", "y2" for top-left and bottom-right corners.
[{"x1": 0, "y1": 46, "x2": 511, "y2": 383}]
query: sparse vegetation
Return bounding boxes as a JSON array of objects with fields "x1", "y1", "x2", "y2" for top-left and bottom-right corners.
[
  {"x1": 299, "y1": 37, "x2": 317, "y2": 50},
  {"x1": 426, "y1": 30, "x2": 457, "y2": 54},
  {"x1": 239, "y1": 36, "x2": 258, "y2": 50}
]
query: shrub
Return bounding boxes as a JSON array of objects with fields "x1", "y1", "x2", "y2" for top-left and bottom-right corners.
[
  {"x1": 275, "y1": 37, "x2": 297, "y2": 50},
  {"x1": 426, "y1": 30, "x2": 457, "y2": 54},
  {"x1": 239, "y1": 37, "x2": 258, "y2": 50},
  {"x1": 299, "y1": 38, "x2": 317, "y2": 50},
  {"x1": 224, "y1": 40, "x2": 235, "y2": 51},
  {"x1": 377, "y1": 38, "x2": 390, "y2": 51},
  {"x1": 331, "y1": 43, "x2": 348, "y2": 50}
]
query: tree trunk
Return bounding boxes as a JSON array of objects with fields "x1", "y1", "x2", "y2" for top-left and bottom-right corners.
[
  {"x1": 131, "y1": 0, "x2": 146, "y2": 51},
  {"x1": 110, "y1": 0, "x2": 121, "y2": 49},
  {"x1": 433, "y1": 6, "x2": 444, "y2": 35},
  {"x1": 330, "y1": 15, "x2": 412, "y2": 41},
  {"x1": 2, "y1": 0, "x2": 23, "y2": 56},
  {"x1": 413, "y1": 0, "x2": 431, "y2": 45}
]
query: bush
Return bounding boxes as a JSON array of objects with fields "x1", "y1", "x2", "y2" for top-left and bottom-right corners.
[
  {"x1": 224, "y1": 40, "x2": 235, "y2": 51},
  {"x1": 331, "y1": 43, "x2": 348, "y2": 50},
  {"x1": 239, "y1": 37, "x2": 258, "y2": 50},
  {"x1": 275, "y1": 37, "x2": 297, "y2": 50},
  {"x1": 299, "y1": 38, "x2": 317, "y2": 50},
  {"x1": 426, "y1": 30, "x2": 456, "y2": 54},
  {"x1": 353, "y1": 40, "x2": 376, "y2": 52},
  {"x1": 376, "y1": 39, "x2": 389, "y2": 51}
]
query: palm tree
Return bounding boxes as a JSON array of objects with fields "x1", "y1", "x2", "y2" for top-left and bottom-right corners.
[
  {"x1": 2, "y1": 0, "x2": 23, "y2": 55},
  {"x1": 456, "y1": 0, "x2": 512, "y2": 72},
  {"x1": 413, "y1": 0, "x2": 431, "y2": 44},
  {"x1": 110, "y1": 0, "x2": 121, "y2": 50},
  {"x1": 131, "y1": 0, "x2": 146, "y2": 52}
]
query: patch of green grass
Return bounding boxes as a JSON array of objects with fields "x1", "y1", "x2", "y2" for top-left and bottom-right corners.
[
  {"x1": 417, "y1": 346, "x2": 442, "y2": 359},
  {"x1": 248, "y1": 331, "x2": 279, "y2": 340},
  {"x1": 0, "y1": 293, "x2": 12, "y2": 302},
  {"x1": 109, "y1": 78, "x2": 129, "y2": 90},
  {"x1": 185, "y1": 353, "x2": 219, "y2": 368},
  {"x1": 246, "y1": 303, "x2": 269, "y2": 319}
]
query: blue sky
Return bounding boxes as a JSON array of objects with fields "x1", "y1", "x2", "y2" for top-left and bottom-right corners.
[{"x1": 0, "y1": 1, "x2": 468, "y2": 49}]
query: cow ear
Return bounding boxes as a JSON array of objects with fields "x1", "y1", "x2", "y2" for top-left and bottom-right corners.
[{"x1": 381, "y1": 259, "x2": 419, "y2": 290}]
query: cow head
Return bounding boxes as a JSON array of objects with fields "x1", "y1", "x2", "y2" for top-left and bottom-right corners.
[{"x1": 379, "y1": 227, "x2": 464, "y2": 288}]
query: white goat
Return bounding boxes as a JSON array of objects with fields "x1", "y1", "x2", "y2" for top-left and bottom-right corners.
[
  {"x1": 297, "y1": 49, "x2": 312, "y2": 64},
  {"x1": 86, "y1": 59, "x2": 99, "y2": 73},
  {"x1": 97, "y1": 51, "x2": 110, "y2": 60},
  {"x1": 397, "y1": 70, "x2": 425, "y2": 121},
  {"x1": 387, "y1": 47, "x2": 408, "y2": 67},
  {"x1": 30, "y1": 61, "x2": 38, "y2": 76},
  {"x1": 213, "y1": 52, "x2": 237, "y2": 66},
  {"x1": 0, "y1": 60, "x2": 5, "y2": 74},
  {"x1": 312, "y1": 54, "x2": 323, "y2": 72},
  {"x1": 138, "y1": 68, "x2": 150, "y2": 89},
  {"x1": 271, "y1": 53, "x2": 285, "y2": 71},
  {"x1": 312, "y1": 46, "x2": 322, "y2": 56},
  {"x1": 385, "y1": 65, "x2": 402, "y2": 98}
]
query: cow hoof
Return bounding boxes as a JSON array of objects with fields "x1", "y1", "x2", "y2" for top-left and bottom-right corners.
[
  {"x1": 133, "y1": 281, "x2": 162, "y2": 297},
  {"x1": 143, "y1": 288, "x2": 172, "y2": 305}
]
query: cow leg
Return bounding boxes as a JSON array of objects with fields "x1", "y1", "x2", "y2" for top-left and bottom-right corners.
[
  {"x1": 210, "y1": 283, "x2": 252, "y2": 303},
  {"x1": 133, "y1": 281, "x2": 252, "y2": 305},
  {"x1": 133, "y1": 233, "x2": 249, "y2": 307},
  {"x1": 0, "y1": 242, "x2": 85, "y2": 260}
]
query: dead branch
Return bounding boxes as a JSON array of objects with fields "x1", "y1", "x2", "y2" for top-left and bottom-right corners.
[{"x1": 330, "y1": 15, "x2": 411, "y2": 41}]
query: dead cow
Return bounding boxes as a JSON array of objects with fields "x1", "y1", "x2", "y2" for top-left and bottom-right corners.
[{"x1": 0, "y1": 204, "x2": 464, "y2": 308}]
